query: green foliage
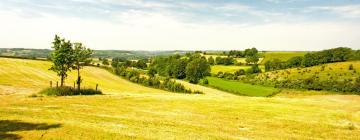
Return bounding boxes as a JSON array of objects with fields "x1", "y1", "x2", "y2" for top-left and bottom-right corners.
[
  {"x1": 246, "y1": 64, "x2": 262, "y2": 74},
  {"x1": 186, "y1": 58, "x2": 211, "y2": 83},
  {"x1": 49, "y1": 35, "x2": 74, "y2": 86},
  {"x1": 244, "y1": 48, "x2": 259, "y2": 64},
  {"x1": 215, "y1": 56, "x2": 234, "y2": 65},
  {"x1": 228, "y1": 50, "x2": 245, "y2": 58},
  {"x1": 208, "y1": 56, "x2": 215, "y2": 65},
  {"x1": 264, "y1": 47, "x2": 354, "y2": 72},
  {"x1": 102, "y1": 59, "x2": 109, "y2": 65},
  {"x1": 234, "y1": 69, "x2": 246, "y2": 76},
  {"x1": 39, "y1": 87, "x2": 102, "y2": 96},
  {"x1": 73, "y1": 43, "x2": 93, "y2": 90},
  {"x1": 112, "y1": 66, "x2": 194, "y2": 93}
]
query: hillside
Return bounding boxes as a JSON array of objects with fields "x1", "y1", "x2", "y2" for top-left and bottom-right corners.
[
  {"x1": 1, "y1": 58, "x2": 360, "y2": 139},
  {"x1": 0, "y1": 58, "x2": 166, "y2": 95},
  {"x1": 260, "y1": 51, "x2": 307, "y2": 64},
  {"x1": 255, "y1": 61, "x2": 360, "y2": 82}
]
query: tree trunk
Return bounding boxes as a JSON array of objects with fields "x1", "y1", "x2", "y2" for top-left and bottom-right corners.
[
  {"x1": 77, "y1": 65, "x2": 81, "y2": 91},
  {"x1": 60, "y1": 75, "x2": 64, "y2": 87}
]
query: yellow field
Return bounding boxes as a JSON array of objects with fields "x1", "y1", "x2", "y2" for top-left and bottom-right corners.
[
  {"x1": 1, "y1": 58, "x2": 360, "y2": 139},
  {"x1": 0, "y1": 58, "x2": 165, "y2": 95}
]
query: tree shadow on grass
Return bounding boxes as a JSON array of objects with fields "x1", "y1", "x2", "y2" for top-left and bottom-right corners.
[{"x1": 0, "y1": 120, "x2": 61, "y2": 140}]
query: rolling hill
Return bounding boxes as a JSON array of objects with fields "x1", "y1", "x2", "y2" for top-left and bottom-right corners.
[
  {"x1": 255, "y1": 61, "x2": 360, "y2": 82},
  {"x1": 260, "y1": 51, "x2": 307, "y2": 64},
  {"x1": 0, "y1": 58, "x2": 166, "y2": 95},
  {"x1": 0, "y1": 58, "x2": 360, "y2": 139}
]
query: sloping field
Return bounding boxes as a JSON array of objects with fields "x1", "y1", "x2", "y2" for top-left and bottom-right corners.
[
  {"x1": 255, "y1": 61, "x2": 360, "y2": 81},
  {"x1": 261, "y1": 51, "x2": 307, "y2": 64},
  {"x1": 206, "y1": 77, "x2": 279, "y2": 97},
  {"x1": 1, "y1": 58, "x2": 360, "y2": 139},
  {"x1": 0, "y1": 58, "x2": 166, "y2": 95}
]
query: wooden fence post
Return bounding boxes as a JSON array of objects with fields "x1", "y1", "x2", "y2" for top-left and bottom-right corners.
[
  {"x1": 73, "y1": 82, "x2": 76, "y2": 89},
  {"x1": 50, "y1": 81, "x2": 52, "y2": 88},
  {"x1": 96, "y1": 84, "x2": 98, "y2": 91},
  {"x1": 56, "y1": 81, "x2": 58, "y2": 88}
]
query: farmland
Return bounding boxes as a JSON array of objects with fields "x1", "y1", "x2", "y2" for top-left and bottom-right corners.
[
  {"x1": 205, "y1": 77, "x2": 279, "y2": 97},
  {"x1": 0, "y1": 56, "x2": 360, "y2": 139},
  {"x1": 0, "y1": 58, "x2": 165, "y2": 95},
  {"x1": 255, "y1": 61, "x2": 360, "y2": 81},
  {"x1": 260, "y1": 52, "x2": 307, "y2": 64}
]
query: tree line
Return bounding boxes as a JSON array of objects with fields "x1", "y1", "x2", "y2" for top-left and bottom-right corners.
[
  {"x1": 265, "y1": 47, "x2": 357, "y2": 71},
  {"x1": 149, "y1": 54, "x2": 211, "y2": 84}
]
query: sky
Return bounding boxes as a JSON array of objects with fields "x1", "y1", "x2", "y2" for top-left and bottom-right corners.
[{"x1": 0, "y1": 0, "x2": 359, "y2": 51}]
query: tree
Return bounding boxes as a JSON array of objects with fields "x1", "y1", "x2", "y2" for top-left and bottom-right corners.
[
  {"x1": 245, "y1": 47, "x2": 259, "y2": 64},
  {"x1": 73, "y1": 42, "x2": 93, "y2": 91},
  {"x1": 234, "y1": 69, "x2": 246, "y2": 76},
  {"x1": 245, "y1": 55, "x2": 259, "y2": 64},
  {"x1": 135, "y1": 59, "x2": 148, "y2": 69},
  {"x1": 102, "y1": 58, "x2": 109, "y2": 65},
  {"x1": 50, "y1": 35, "x2": 74, "y2": 87},
  {"x1": 287, "y1": 56, "x2": 303, "y2": 68},
  {"x1": 208, "y1": 56, "x2": 215, "y2": 65},
  {"x1": 185, "y1": 58, "x2": 211, "y2": 83},
  {"x1": 246, "y1": 64, "x2": 262, "y2": 74}
]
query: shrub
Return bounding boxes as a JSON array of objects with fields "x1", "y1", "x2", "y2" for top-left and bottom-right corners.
[
  {"x1": 39, "y1": 87, "x2": 102, "y2": 96},
  {"x1": 349, "y1": 64, "x2": 354, "y2": 70}
]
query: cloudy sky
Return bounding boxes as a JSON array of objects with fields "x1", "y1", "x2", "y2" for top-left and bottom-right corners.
[{"x1": 0, "y1": 0, "x2": 359, "y2": 51}]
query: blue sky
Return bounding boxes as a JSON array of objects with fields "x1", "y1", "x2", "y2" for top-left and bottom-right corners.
[{"x1": 0, "y1": 0, "x2": 359, "y2": 50}]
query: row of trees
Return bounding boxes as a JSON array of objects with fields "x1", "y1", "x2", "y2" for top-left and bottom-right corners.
[
  {"x1": 110, "y1": 57, "x2": 148, "y2": 69},
  {"x1": 50, "y1": 35, "x2": 93, "y2": 90},
  {"x1": 150, "y1": 54, "x2": 211, "y2": 83},
  {"x1": 216, "y1": 64, "x2": 262, "y2": 80},
  {"x1": 111, "y1": 65, "x2": 199, "y2": 93},
  {"x1": 265, "y1": 47, "x2": 355, "y2": 71}
]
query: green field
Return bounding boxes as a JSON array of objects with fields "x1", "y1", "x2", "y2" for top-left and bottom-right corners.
[
  {"x1": 255, "y1": 61, "x2": 360, "y2": 82},
  {"x1": 206, "y1": 77, "x2": 279, "y2": 97},
  {"x1": 211, "y1": 65, "x2": 265, "y2": 74},
  {"x1": 261, "y1": 51, "x2": 307, "y2": 64},
  {"x1": 1, "y1": 58, "x2": 360, "y2": 139}
]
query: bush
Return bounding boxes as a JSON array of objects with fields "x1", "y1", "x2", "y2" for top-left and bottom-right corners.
[
  {"x1": 39, "y1": 87, "x2": 102, "y2": 96},
  {"x1": 349, "y1": 64, "x2": 354, "y2": 70}
]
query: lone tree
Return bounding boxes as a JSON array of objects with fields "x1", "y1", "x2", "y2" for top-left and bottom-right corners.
[
  {"x1": 50, "y1": 35, "x2": 74, "y2": 87},
  {"x1": 185, "y1": 58, "x2": 211, "y2": 84},
  {"x1": 73, "y1": 43, "x2": 93, "y2": 91},
  {"x1": 245, "y1": 47, "x2": 259, "y2": 65}
]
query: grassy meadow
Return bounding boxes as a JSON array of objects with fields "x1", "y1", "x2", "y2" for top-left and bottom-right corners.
[
  {"x1": 205, "y1": 77, "x2": 279, "y2": 97},
  {"x1": 260, "y1": 51, "x2": 307, "y2": 64},
  {"x1": 1, "y1": 58, "x2": 360, "y2": 139}
]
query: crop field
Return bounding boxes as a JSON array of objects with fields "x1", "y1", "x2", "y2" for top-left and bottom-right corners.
[
  {"x1": 255, "y1": 61, "x2": 360, "y2": 81},
  {"x1": 0, "y1": 58, "x2": 165, "y2": 95},
  {"x1": 205, "y1": 77, "x2": 279, "y2": 97},
  {"x1": 260, "y1": 51, "x2": 307, "y2": 64},
  {"x1": 1, "y1": 58, "x2": 360, "y2": 139},
  {"x1": 211, "y1": 65, "x2": 265, "y2": 74}
]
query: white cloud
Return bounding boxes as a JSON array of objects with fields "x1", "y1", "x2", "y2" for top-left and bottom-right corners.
[
  {"x1": 309, "y1": 5, "x2": 360, "y2": 18},
  {"x1": 0, "y1": 9, "x2": 359, "y2": 51}
]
